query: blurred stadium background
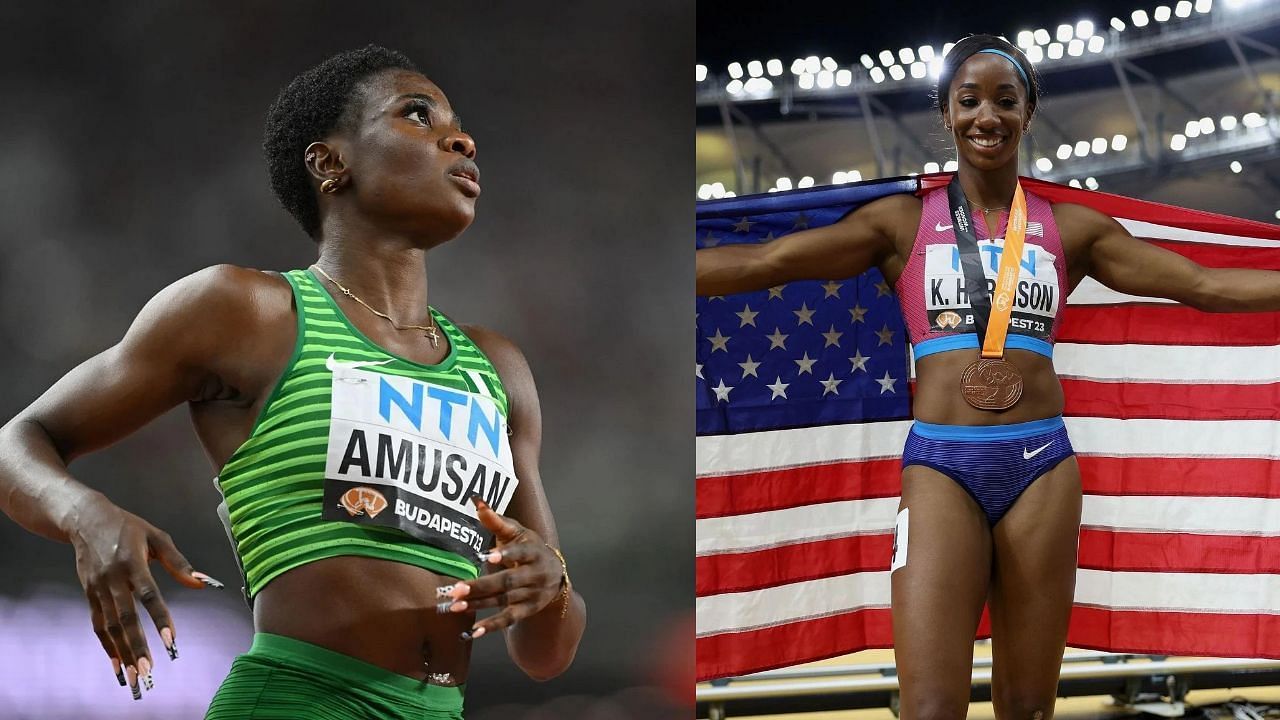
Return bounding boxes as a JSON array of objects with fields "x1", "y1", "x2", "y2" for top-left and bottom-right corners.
[
  {"x1": 697, "y1": 0, "x2": 1280, "y2": 718},
  {"x1": 0, "y1": 2, "x2": 692, "y2": 719}
]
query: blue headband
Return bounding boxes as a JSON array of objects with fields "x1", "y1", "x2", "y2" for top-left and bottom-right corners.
[{"x1": 976, "y1": 48, "x2": 1031, "y2": 90}]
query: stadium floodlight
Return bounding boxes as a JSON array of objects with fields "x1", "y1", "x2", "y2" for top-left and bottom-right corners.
[
  {"x1": 1195, "y1": 0, "x2": 1212, "y2": 11},
  {"x1": 798, "y1": 176, "x2": 815, "y2": 188},
  {"x1": 1242, "y1": 112, "x2": 1266, "y2": 128},
  {"x1": 805, "y1": 56, "x2": 821, "y2": 73},
  {"x1": 1220, "y1": 115, "x2": 1238, "y2": 130},
  {"x1": 776, "y1": 177, "x2": 793, "y2": 191},
  {"x1": 745, "y1": 77, "x2": 773, "y2": 94},
  {"x1": 798, "y1": 73, "x2": 815, "y2": 90},
  {"x1": 791, "y1": 58, "x2": 806, "y2": 75},
  {"x1": 723, "y1": 191, "x2": 736, "y2": 197},
  {"x1": 919, "y1": 45, "x2": 936, "y2": 62},
  {"x1": 726, "y1": 79, "x2": 744, "y2": 94},
  {"x1": 1057, "y1": 144, "x2": 1073, "y2": 160},
  {"x1": 943, "y1": 160, "x2": 958, "y2": 172},
  {"x1": 889, "y1": 64, "x2": 906, "y2": 81},
  {"x1": 728, "y1": 62, "x2": 744, "y2": 79},
  {"x1": 1068, "y1": 39, "x2": 1085, "y2": 56},
  {"x1": 747, "y1": 60, "x2": 764, "y2": 77},
  {"x1": 1230, "y1": 161, "x2": 1243, "y2": 173},
  {"x1": 822, "y1": 57, "x2": 837, "y2": 72},
  {"x1": 1048, "y1": 42, "x2": 1064, "y2": 59},
  {"x1": 879, "y1": 50, "x2": 895, "y2": 66},
  {"x1": 767, "y1": 58, "x2": 784, "y2": 76},
  {"x1": 836, "y1": 69, "x2": 853, "y2": 86},
  {"x1": 1068, "y1": 179, "x2": 1082, "y2": 188},
  {"x1": 1112, "y1": 134, "x2": 1128, "y2": 151},
  {"x1": 943, "y1": 42, "x2": 955, "y2": 56},
  {"x1": 1170, "y1": 133, "x2": 1187, "y2": 150},
  {"x1": 696, "y1": 64, "x2": 707, "y2": 82},
  {"x1": 910, "y1": 61, "x2": 927, "y2": 79},
  {"x1": 1185, "y1": 121, "x2": 1201, "y2": 138},
  {"x1": 1056, "y1": 24, "x2": 1073, "y2": 42},
  {"x1": 1076, "y1": 20, "x2": 1095, "y2": 38},
  {"x1": 860, "y1": 54, "x2": 874, "y2": 70},
  {"x1": 1017, "y1": 30, "x2": 1035, "y2": 47},
  {"x1": 1085, "y1": 177, "x2": 1099, "y2": 190},
  {"x1": 870, "y1": 67, "x2": 886, "y2": 83},
  {"x1": 711, "y1": 182, "x2": 726, "y2": 197},
  {"x1": 1154, "y1": 5, "x2": 1172, "y2": 21},
  {"x1": 1034, "y1": 28, "x2": 1051, "y2": 44},
  {"x1": 833, "y1": 171, "x2": 847, "y2": 184},
  {"x1": 849, "y1": 170, "x2": 863, "y2": 181},
  {"x1": 1074, "y1": 141, "x2": 1090, "y2": 157},
  {"x1": 1111, "y1": 17, "x2": 1126, "y2": 30},
  {"x1": 1274, "y1": 210, "x2": 1280, "y2": 220},
  {"x1": 1036, "y1": 157, "x2": 1053, "y2": 172},
  {"x1": 1026, "y1": 45, "x2": 1045, "y2": 64},
  {"x1": 816, "y1": 70, "x2": 835, "y2": 89},
  {"x1": 1199, "y1": 117, "x2": 1215, "y2": 134},
  {"x1": 924, "y1": 161, "x2": 941, "y2": 173},
  {"x1": 1088, "y1": 36, "x2": 1105, "y2": 53},
  {"x1": 1175, "y1": 1, "x2": 1193, "y2": 17},
  {"x1": 899, "y1": 47, "x2": 915, "y2": 64},
  {"x1": 929, "y1": 57, "x2": 945, "y2": 78},
  {"x1": 1132, "y1": 9, "x2": 1150, "y2": 26},
  {"x1": 1092, "y1": 137, "x2": 1108, "y2": 154},
  {"x1": 697, "y1": 184, "x2": 713, "y2": 200}
]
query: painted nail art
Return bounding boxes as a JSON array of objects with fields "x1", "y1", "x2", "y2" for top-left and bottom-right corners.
[
  {"x1": 459, "y1": 630, "x2": 473, "y2": 641},
  {"x1": 113, "y1": 659, "x2": 126, "y2": 687},
  {"x1": 138, "y1": 657, "x2": 154, "y2": 691},
  {"x1": 435, "y1": 601, "x2": 452, "y2": 614},
  {"x1": 126, "y1": 666, "x2": 141, "y2": 700},
  {"x1": 435, "y1": 585, "x2": 455, "y2": 598},
  {"x1": 471, "y1": 626, "x2": 487, "y2": 639},
  {"x1": 161, "y1": 627, "x2": 178, "y2": 661},
  {"x1": 191, "y1": 571, "x2": 225, "y2": 589}
]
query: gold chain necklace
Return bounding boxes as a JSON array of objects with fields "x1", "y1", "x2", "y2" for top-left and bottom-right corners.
[{"x1": 311, "y1": 264, "x2": 440, "y2": 349}]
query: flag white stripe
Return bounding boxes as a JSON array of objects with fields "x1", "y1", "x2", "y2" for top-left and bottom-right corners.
[
  {"x1": 698, "y1": 418, "x2": 1280, "y2": 475},
  {"x1": 1075, "y1": 568, "x2": 1280, "y2": 613},
  {"x1": 699, "y1": 494, "x2": 1280, "y2": 556},
  {"x1": 696, "y1": 498, "x2": 900, "y2": 554},
  {"x1": 1054, "y1": 343, "x2": 1280, "y2": 383},
  {"x1": 1066, "y1": 278, "x2": 1176, "y2": 306},
  {"x1": 695, "y1": 571, "x2": 893, "y2": 636},
  {"x1": 1117, "y1": 218, "x2": 1280, "y2": 249},
  {"x1": 698, "y1": 568, "x2": 1280, "y2": 637}
]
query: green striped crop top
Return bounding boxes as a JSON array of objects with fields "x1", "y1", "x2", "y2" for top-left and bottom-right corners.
[{"x1": 216, "y1": 268, "x2": 518, "y2": 598}]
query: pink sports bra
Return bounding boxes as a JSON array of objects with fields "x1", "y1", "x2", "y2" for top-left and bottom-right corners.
[{"x1": 893, "y1": 186, "x2": 1069, "y2": 360}]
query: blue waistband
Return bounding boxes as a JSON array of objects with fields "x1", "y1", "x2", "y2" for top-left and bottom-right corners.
[
  {"x1": 914, "y1": 333, "x2": 1053, "y2": 360},
  {"x1": 911, "y1": 416, "x2": 1066, "y2": 441}
]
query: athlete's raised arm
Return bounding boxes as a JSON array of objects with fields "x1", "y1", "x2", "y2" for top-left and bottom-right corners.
[
  {"x1": 440, "y1": 325, "x2": 585, "y2": 681},
  {"x1": 695, "y1": 193, "x2": 916, "y2": 296},
  {"x1": 1060, "y1": 202, "x2": 1280, "y2": 312},
  {"x1": 0, "y1": 264, "x2": 282, "y2": 696}
]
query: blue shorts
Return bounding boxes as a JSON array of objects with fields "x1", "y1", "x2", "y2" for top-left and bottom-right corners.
[{"x1": 902, "y1": 416, "x2": 1074, "y2": 525}]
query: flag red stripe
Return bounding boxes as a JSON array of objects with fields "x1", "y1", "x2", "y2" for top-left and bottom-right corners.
[
  {"x1": 1078, "y1": 529, "x2": 1280, "y2": 574},
  {"x1": 696, "y1": 534, "x2": 893, "y2": 596},
  {"x1": 696, "y1": 607, "x2": 895, "y2": 682},
  {"x1": 696, "y1": 459, "x2": 901, "y2": 518},
  {"x1": 1059, "y1": 304, "x2": 1280, "y2": 346},
  {"x1": 1078, "y1": 455, "x2": 1280, "y2": 498},
  {"x1": 1141, "y1": 239, "x2": 1280, "y2": 267},
  {"x1": 1068, "y1": 606, "x2": 1280, "y2": 658},
  {"x1": 1061, "y1": 379, "x2": 1280, "y2": 421}
]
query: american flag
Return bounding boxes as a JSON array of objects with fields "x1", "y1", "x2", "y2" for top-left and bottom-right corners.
[{"x1": 695, "y1": 174, "x2": 1280, "y2": 682}]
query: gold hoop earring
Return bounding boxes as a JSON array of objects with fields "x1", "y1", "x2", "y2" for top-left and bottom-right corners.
[{"x1": 320, "y1": 178, "x2": 342, "y2": 194}]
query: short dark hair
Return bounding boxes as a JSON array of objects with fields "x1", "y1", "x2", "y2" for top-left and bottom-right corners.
[
  {"x1": 263, "y1": 45, "x2": 419, "y2": 239},
  {"x1": 934, "y1": 34, "x2": 1040, "y2": 118}
]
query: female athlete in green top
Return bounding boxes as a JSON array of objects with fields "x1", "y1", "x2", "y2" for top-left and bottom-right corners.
[{"x1": 0, "y1": 46, "x2": 585, "y2": 717}]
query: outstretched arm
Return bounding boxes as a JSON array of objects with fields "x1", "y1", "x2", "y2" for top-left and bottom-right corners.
[
  {"x1": 0, "y1": 265, "x2": 267, "y2": 696},
  {"x1": 445, "y1": 326, "x2": 585, "y2": 681},
  {"x1": 1067, "y1": 203, "x2": 1280, "y2": 312},
  {"x1": 695, "y1": 193, "x2": 913, "y2": 296}
]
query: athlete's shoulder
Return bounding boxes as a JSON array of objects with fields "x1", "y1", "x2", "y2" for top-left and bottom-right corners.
[
  {"x1": 1048, "y1": 201, "x2": 1118, "y2": 242},
  {"x1": 456, "y1": 323, "x2": 531, "y2": 378},
  {"x1": 132, "y1": 264, "x2": 294, "y2": 345}
]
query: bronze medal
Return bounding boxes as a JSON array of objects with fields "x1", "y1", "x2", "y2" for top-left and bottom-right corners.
[{"x1": 960, "y1": 358, "x2": 1024, "y2": 411}]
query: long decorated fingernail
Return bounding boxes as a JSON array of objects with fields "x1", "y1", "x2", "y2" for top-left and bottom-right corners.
[
  {"x1": 470, "y1": 626, "x2": 487, "y2": 640},
  {"x1": 126, "y1": 666, "x2": 140, "y2": 700},
  {"x1": 460, "y1": 629, "x2": 474, "y2": 641},
  {"x1": 435, "y1": 601, "x2": 452, "y2": 614},
  {"x1": 112, "y1": 658, "x2": 126, "y2": 686},
  {"x1": 191, "y1": 571, "x2": 225, "y2": 589},
  {"x1": 138, "y1": 656, "x2": 154, "y2": 691},
  {"x1": 435, "y1": 585, "x2": 455, "y2": 598},
  {"x1": 477, "y1": 550, "x2": 501, "y2": 564},
  {"x1": 161, "y1": 627, "x2": 178, "y2": 661},
  {"x1": 449, "y1": 583, "x2": 471, "y2": 599}
]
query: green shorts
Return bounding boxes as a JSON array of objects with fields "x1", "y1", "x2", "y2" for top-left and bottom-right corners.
[{"x1": 205, "y1": 633, "x2": 464, "y2": 719}]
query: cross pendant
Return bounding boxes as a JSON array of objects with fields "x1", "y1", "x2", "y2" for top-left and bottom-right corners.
[{"x1": 425, "y1": 326, "x2": 440, "y2": 349}]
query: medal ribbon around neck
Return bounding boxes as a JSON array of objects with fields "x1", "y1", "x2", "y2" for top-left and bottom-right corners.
[{"x1": 945, "y1": 174, "x2": 1028, "y2": 410}]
